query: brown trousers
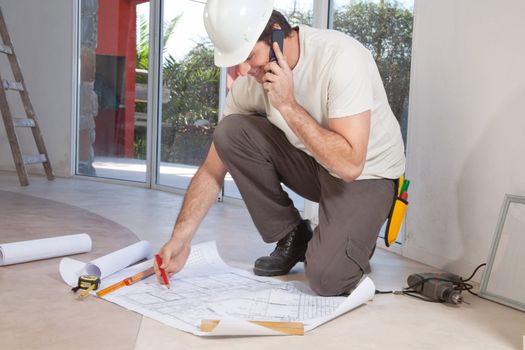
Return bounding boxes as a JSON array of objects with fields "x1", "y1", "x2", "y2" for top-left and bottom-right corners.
[{"x1": 213, "y1": 114, "x2": 395, "y2": 296}]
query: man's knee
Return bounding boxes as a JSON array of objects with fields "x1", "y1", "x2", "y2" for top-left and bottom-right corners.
[
  {"x1": 213, "y1": 114, "x2": 244, "y2": 150},
  {"x1": 305, "y1": 259, "x2": 363, "y2": 296}
]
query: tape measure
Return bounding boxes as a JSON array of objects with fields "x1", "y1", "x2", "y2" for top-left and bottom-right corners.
[{"x1": 71, "y1": 275, "x2": 100, "y2": 294}]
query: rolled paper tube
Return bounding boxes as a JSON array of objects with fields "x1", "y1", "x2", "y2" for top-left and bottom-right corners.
[{"x1": 0, "y1": 233, "x2": 92, "y2": 266}]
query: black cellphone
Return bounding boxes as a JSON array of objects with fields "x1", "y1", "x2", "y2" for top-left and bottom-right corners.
[{"x1": 269, "y1": 29, "x2": 285, "y2": 62}]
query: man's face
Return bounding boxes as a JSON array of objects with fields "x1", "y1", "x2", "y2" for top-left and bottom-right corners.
[{"x1": 235, "y1": 41, "x2": 270, "y2": 84}]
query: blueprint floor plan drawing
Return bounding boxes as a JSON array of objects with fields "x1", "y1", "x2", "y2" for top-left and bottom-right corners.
[{"x1": 97, "y1": 241, "x2": 375, "y2": 336}]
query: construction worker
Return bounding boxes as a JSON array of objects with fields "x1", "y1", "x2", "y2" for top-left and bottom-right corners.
[{"x1": 155, "y1": 0, "x2": 405, "y2": 296}]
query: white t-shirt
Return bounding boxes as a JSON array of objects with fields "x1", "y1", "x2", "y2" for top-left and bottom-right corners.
[{"x1": 223, "y1": 25, "x2": 405, "y2": 180}]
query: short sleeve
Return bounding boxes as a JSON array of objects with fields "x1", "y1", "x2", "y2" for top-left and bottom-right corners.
[
  {"x1": 328, "y1": 46, "x2": 374, "y2": 118},
  {"x1": 223, "y1": 77, "x2": 266, "y2": 117}
]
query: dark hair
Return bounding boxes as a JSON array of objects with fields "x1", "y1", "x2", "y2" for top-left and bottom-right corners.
[{"x1": 257, "y1": 10, "x2": 293, "y2": 42}]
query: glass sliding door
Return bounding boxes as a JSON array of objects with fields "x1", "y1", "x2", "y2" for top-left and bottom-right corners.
[
  {"x1": 77, "y1": 0, "x2": 150, "y2": 182},
  {"x1": 76, "y1": 0, "x2": 320, "y2": 214},
  {"x1": 156, "y1": 0, "x2": 219, "y2": 190}
]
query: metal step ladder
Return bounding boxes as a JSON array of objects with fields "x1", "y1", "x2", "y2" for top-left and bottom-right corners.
[{"x1": 0, "y1": 7, "x2": 54, "y2": 186}]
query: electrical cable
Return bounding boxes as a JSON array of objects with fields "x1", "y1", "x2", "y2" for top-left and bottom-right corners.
[
  {"x1": 461, "y1": 263, "x2": 486, "y2": 282},
  {"x1": 456, "y1": 262, "x2": 486, "y2": 296}
]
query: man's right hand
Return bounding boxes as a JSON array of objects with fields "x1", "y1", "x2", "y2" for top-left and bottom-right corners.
[{"x1": 154, "y1": 238, "x2": 191, "y2": 284}]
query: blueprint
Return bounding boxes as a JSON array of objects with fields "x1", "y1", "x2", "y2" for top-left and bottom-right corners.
[{"x1": 100, "y1": 241, "x2": 375, "y2": 336}]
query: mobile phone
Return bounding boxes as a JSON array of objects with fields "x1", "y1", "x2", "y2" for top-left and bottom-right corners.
[{"x1": 269, "y1": 29, "x2": 284, "y2": 62}]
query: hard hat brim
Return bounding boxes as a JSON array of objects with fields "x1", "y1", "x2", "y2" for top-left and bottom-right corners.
[{"x1": 213, "y1": 38, "x2": 258, "y2": 67}]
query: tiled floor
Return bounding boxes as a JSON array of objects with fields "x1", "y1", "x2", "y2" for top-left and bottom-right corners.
[{"x1": 1, "y1": 171, "x2": 524, "y2": 350}]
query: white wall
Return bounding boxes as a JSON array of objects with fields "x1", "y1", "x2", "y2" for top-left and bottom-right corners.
[
  {"x1": 0, "y1": 0, "x2": 75, "y2": 177},
  {"x1": 405, "y1": 0, "x2": 525, "y2": 279}
]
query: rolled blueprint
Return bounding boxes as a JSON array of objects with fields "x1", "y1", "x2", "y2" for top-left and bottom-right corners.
[
  {"x1": 0, "y1": 233, "x2": 92, "y2": 266},
  {"x1": 85, "y1": 240, "x2": 152, "y2": 278},
  {"x1": 59, "y1": 240, "x2": 153, "y2": 287}
]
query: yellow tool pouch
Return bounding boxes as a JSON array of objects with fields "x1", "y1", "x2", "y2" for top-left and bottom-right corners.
[{"x1": 384, "y1": 176, "x2": 409, "y2": 247}]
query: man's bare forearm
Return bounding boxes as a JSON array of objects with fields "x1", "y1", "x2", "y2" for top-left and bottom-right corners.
[
  {"x1": 279, "y1": 102, "x2": 369, "y2": 181},
  {"x1": 171, "y1": 144, "x2": 227, "y2": 243}
]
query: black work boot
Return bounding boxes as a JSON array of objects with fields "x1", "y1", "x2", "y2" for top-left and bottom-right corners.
[{"x1": 253, "y1": 220, "x2": 313, "y2": 276}]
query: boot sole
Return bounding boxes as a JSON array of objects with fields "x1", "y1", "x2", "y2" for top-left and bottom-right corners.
[
  {"x1": 253, "y1": 258, "x2": 304, "y2": 277},
  {"x1": 253, "y1": 266, "x2": 294, "y2": 276}
]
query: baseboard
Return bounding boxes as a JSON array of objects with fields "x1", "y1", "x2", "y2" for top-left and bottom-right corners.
[
  {"x1": 376, "y1": 236, "x2": 404, "y2": 255},
  {"x1": 402, "y1": 242, "x2": 486, "y2": 283}
]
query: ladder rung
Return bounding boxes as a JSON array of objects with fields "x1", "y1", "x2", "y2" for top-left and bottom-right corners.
[
  {"x1": 0, "y1": 43, "x2": 13, "y2": 54},
  {"x1": 2, "y1": 80, "x2": 24, "y2": 91},
  {"x1": 13, "y1": 118, "x2": 35, "y2": 127},
  {"x1": 23, "y1": 154, "x2": 47, "y2": 165}
]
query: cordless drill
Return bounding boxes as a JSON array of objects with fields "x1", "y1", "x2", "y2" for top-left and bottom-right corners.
[{"x1": 407, "y1": 272, "x2": 464, "y2": 304}]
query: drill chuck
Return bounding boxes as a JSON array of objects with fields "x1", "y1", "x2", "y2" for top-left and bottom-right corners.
[{"x1": 442, "y1": 287, "x2": 463, "y2": 304}]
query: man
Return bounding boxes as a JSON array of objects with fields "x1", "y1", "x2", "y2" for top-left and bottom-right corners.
[{"x1": 155, "y1": 0, "x2": 405, "y2": 296}]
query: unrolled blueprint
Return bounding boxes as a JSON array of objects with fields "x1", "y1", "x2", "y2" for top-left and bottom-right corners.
[{"x1": 100, "y1": 241, "x2": 375, "y2": 336}]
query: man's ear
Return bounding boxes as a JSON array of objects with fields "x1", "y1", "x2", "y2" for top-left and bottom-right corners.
[{"x1": 271, "y1": 23, "x2": 282, "y2": 30}]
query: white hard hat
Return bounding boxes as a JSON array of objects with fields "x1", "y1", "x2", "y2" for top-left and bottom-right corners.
[{"x1": 203, "y1": 0, "x2": 274, "y2": 67}]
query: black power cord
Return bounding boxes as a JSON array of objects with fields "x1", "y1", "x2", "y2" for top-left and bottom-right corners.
[{"x1": 375, "y1": 263, "x2": 487, "y2": 303}]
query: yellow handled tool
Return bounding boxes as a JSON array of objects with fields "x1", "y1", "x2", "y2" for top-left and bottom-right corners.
[{"x1": 385, "y1": 176, "x2": 410, "y2": 247}]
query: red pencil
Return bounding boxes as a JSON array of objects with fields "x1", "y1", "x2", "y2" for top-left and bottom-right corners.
[{"x1": 155, "y1": 254, "x2": 170, "y2": 289}]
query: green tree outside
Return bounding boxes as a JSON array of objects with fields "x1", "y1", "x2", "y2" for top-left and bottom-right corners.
[{"x1": 160, "y1": 42, "x2": 220, "y2": 165}]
